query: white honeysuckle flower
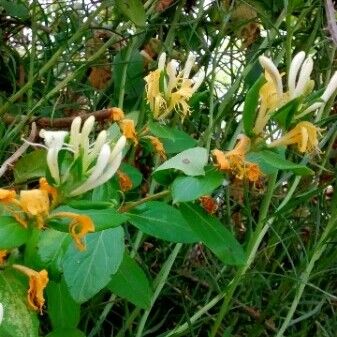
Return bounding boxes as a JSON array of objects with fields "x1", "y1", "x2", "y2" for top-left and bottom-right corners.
[
  {"x1": 321, "y1": 71, "x2": 337, "y2": 102},
  {"x1": 87, "y1": 130, "x2": 107, "y2": 164},
  {"x1": 259, "y1": 55, "x2": 283, "y2": 96},
  {"x1": 298, "y1": 70, "x2": 337, "y2": 118},
  {"x1": 0, "y1": 303, "x2": 3, "y2": 325},
  {"x1": 39, "y1": 130, "x2": 69, "y2": 184},
  {"x1": 70, "y1": 136, "x2": 126, "y2": 196},
  {"x1": 69, "y1": 116, "x2": 82, "y2": 156},
  {"x1": 158, "y1": 52, "x2": 167, "y2": 70},
  {"x1": 288, "y1": 51, "x2": 306, "y2": 94},
  {"x1": 191, "y1": 67, "x2": 206, "y2": 93},
  {"x1": 182, "y1": 52, "x2": 196, "y2": 79},
  {"x1": 293, "y1": 56, "x2": 313, "y2": 98}
]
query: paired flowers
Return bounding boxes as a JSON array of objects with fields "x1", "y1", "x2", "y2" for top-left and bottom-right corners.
[{"x1": 144, "y1": 52, "x2": 205, "y2": 119}]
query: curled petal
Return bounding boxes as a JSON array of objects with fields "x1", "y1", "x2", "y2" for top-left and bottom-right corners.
[
  {"x1": 51, "y1": 212, "x2": 95, "y2": 251},
  {"x1": 259, "y1": 55, "x2": 283, "y2": 96},
  {"x1": 288, "y1": 51, "x2": 306, "y2": 95},
  {"x1": 13, "y1": 264, "x2": 48, "y2": 314}
]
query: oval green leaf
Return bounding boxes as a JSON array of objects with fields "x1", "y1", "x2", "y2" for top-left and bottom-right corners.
[
  {"x1": 0, "y1": 216, "x2": 29, "y2": 249},
  {"x1": 127, "y1": 201, "x2": 199, "y2": 243},
  {"x1": 63, "y1": 227, "x2": 124, "y2": 303},
  {"x1": 180, "y1": 203, "x2": 246, "y2": 265}
]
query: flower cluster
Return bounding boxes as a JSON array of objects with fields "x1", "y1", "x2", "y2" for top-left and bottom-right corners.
[
  {"x1": 254, "y1": 52, "x2": 337, "y2": 154},
  {"x1": 38, "y1": 115, "x2": 126, "y2": 197},
  {"x1": 144, "y1": 52, "x2": 205, "y2": 119},
  {"x1": 212, "y1": 135, "x2": 262, "y2": 182}
]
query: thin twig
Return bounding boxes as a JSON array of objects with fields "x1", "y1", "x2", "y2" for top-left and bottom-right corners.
[
  {"x1": 0, "y1": 122, "x2": 37, "y2": 178},
  {"x1": 2, "y1": 108, "x2": 114, "y2": 129}
]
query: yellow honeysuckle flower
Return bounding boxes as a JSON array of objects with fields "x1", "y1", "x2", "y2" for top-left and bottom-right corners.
[
  {"x1": 0, "y1": 189, "x2": 16, "y2": 203},
  {"x1": 51, "y1": 212, "x2": 95, "y2": 251},
  {"x1": 268, "y1": 121, "x2": 323, "y2": 153},
  {"x1": 212, "y1": 135, "x2": 262, "y2": 182},
  {"x1": 19, "y1": 189, "x2": 50, "y2": 229},
  {"x1": 12, "y1": 264, "x2": 49, "y2": 314},
  {"x1": 119, "y1": 119, "x2": 138, "y2": 145},
  {"x1": 144, "y1": 52, "x2": 205, "y2": 120}
]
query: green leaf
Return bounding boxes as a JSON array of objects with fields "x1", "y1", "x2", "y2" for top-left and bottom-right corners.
[
  {"x1": 14, "y1": 149, "x2": 47, "y2": 184},
  {"x1": 243, "y1": 76, "x2": 264, "y2": 136},
  {"x1": 272, "y1": 97, "x2": 302, "y2": 128},
  {"x1": 115, "y1": 0, "x2": 146, "y2": 27},
  {"x1": 46, "y1": 279, "x2": 80, "y2": 329},
  {"x1": 0, "y1": 216, "x2": 29, "y2": 249},
  {"x1": 155, "y1": 147, "x2": 208, "y2": 177},
  {"x1": 148, "y1": 121, "x2": 175, "y2": 140},
  {"x1": 108, "y1": 254, "x2": 152, "y2": 308},
  {"x1": 63, "y1": 227, "x2": 124, "y2": 303},
  {"x1": 247, "y1": 150, "x2": 314, "y2": 176},
  {"x1": 161, "y1": 129, "x2": 197, "y2": 154},
  {"x1": 172, "y1": 167, "x2": 225, "y2": 203},
  {"x1": 127, "y1": 201, "x2": 199, "y2": 243},
  {"x1": 0, "y1": 270, "x2": 39, "y2": 337},
  {"x1": 180, "y1": 203, "x2": 246, "y2": 265},
  {"x1": 45, "y1": 329, "x2": 85, "y2": 337},
  {"x1": 38, "y1": 229, "x2": 71, "y2": 274},
  {"x1": 51, "y1": 206, "x2": 128, "y2": 231},
  {"x1": 0, "y1": 0, "x2": 29, "y2": 19}
]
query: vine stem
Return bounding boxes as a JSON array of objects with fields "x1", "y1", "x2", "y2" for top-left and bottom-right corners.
[
  {"x1": 209, "y1": 172, "x2": 278, "y2": 336},
  {"x1": 275, "y1": 184, "x2": 337, "y2": 337},
  {"x1": 135, "y1": 243, "x2": 183, "y2": 337}
]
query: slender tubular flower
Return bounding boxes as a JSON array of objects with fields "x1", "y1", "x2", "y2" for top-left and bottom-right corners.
[
  {"x1": 268, "y1": 121, "x2": 323, "y2": 153},
  {"x1": 144, "y1": 135, "x2": 167, "y2": 160},
  {"x1": 144, "y1": 52, "x2": 205, "y2": 120},
  {"x1": 12, "y1": 264, "x2": 48, "y2": 314},
  {"x1": 212, "y1": 135, "x2": 262, "y2": 182},
  {"x1": 39, "y1": 130, "x2": 69, "y2": 184}
]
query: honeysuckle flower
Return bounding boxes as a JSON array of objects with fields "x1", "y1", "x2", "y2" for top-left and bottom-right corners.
[
  {"x1": 144, "y1": 52, "x2": 205, "y2": 120},
  {"x1": 109, "y1": 107, "x2": 125, "y2": 122},
  {"x1": 268, "y1": 121, "x2": 323, "y2": 153},
  {"x1": 119, "y1": 119, "x2": 138, "y2": 145},
  {"x1": 39, "y1": 129, "x2": 69, "y2": 184},
  {"x1": 36, "y1": 116, "x2": 127, "y2": 197},
  {"x1": 12, "y1": 264, "x2": 48, "y2": 314},
  {"x1": 70, "y1": 135, "x2": 126, "y2": 196},
  {"x1": 212, "y1": 135, "x2": 262, "y2": 182},
  {"x1": 300, "y1": 71, "x2": 337, "y2": 117},
  {"x1": 19, "y1": 189, "x2": 50, "y2": 229},
  {"x1": 254, "y1": 52, "x2": 314, "y2": 134},
  {"x1": 50, "y1": 212, "x2": 94, "y2": 251},
  {"x1": 0, "y1": 189, "x2": 16, "y2": 203}
]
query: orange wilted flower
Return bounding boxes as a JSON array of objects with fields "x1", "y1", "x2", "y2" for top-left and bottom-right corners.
[
  {"x1": 39, "y1": 177, "x2": 58, "y2": 206},
  {"x1": 0, "y1": 189, "x2": 16, "y2": 203},
  {"x1": 120, "y1": 119, "x2": 138, "y2": 145},
  {"x1": 268, "y1": 121, "x2": 323, "y2": 153},
  {"x1": 145, "y1": 135, "x2": 167, "y2": 160},
  {"x1": 13, "y1": 264, "x2": 49, "y2": 314},
  {"x1": 51, "y1": 212, "x2": 95, "y2": 251},
  {"x1": 117, "y1": 170, "x2": 133, "y2": 192},
  {"x1": 109, "y1": 107, "x2": 125, "y2": 122},
  {"x1": 212, "y1": 135, "x2": 262, "y2": 182}
]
